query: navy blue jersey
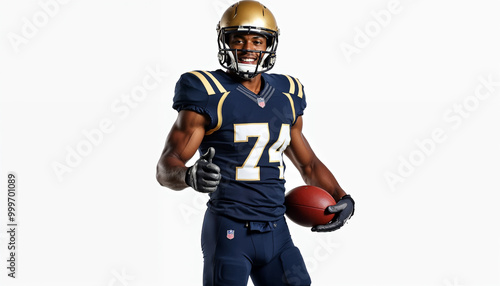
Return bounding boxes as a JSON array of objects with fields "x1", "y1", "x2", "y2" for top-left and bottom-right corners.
[{"x1": 173, "y1": 69, "x2": 306, "y2": 221}]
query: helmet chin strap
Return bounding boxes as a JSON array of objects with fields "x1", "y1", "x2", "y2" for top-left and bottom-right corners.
[
  {"x1": 236, "y1": 63, "x2": 259, "y2": 79},
  {"x1": 226, "y1": 48, "x2": 270, "y2": 79}
]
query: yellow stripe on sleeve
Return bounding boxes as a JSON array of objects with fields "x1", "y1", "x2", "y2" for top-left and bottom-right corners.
[
  {"x1": 283, "y1": 92, "x2": 296, "y2": 124},
  {"x1": 201, "y1": 71, "x2": 227, "y2": 93},
  {"x1": 189, "y1": 71, "x2": 215, "y2": 95},
  {"x1": 284, "y1": 75, "x2": 295, "y2": 94},
  {"x1": 205, "y1": 91, "x2": 230, "y2": 135},
  {"x1": 293, "y1": 77, "x2": 303, "y2": 98}
]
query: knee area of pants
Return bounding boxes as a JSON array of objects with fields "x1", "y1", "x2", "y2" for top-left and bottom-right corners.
[
  {"x1": 280, "y1": 247, "x2": 311, "y2": 286},
  {"x1": 214, "y1": 259, "x2": 250, "y2": 285}
]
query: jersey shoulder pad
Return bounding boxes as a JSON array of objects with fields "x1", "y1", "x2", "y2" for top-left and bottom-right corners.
[
  {"x1": 265, "y1": 73, "x2": 307, "y2": 117},
  {"x1": 265, "y1": 73, "x2": 305, "y2": 98},
  {"x1": 172, "y1": 71, "x2": 213, "y2": 114}
]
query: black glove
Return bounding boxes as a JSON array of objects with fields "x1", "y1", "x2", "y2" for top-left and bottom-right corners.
[
  {"x1": 311, "y1": 194, "x2": 355, "y2": 232},
  {"x1": 185, "y1": 147, "x2": 221, "y2": 193}
]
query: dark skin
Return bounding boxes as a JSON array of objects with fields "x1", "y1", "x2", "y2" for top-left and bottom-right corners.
[
  {"x1": 227, "y1": 33, "x2": 266, "y2": 93},
  {"x1": 156, "y1": 33, "x2": 346, "y2": 202}
]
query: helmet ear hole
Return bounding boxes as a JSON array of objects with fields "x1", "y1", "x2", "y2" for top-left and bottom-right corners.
[
  {"x1": 218, "y1": 50, "x2": 232, "y2": 67},
  {"x1": 262, "y1": 53, "x2": 276, "y2": 69},
  {"x1": 217, "y1": 52, "x2": 225, "y2": 65}
]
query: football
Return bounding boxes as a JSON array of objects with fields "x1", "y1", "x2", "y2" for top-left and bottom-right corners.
[{"x1": 284, "y1": 185, "x2": 336, "y2": 227}]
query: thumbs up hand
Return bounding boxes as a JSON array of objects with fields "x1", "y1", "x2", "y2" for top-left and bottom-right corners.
[{"x1": 185, "y1": 147, "x2": 221, "y2": 193}]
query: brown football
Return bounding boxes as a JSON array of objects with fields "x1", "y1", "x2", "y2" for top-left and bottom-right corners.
[{"x1": 284, "y1": 185, "x2": 336, "y2": 227}]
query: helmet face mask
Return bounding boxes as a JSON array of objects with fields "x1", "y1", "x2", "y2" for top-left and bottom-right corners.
[
  {"x1": 217, "y1": 28, "x2": 278, "y2": 79},
  {"x1": 216, "y1": 1, "x2": 279, "y2": 79}
]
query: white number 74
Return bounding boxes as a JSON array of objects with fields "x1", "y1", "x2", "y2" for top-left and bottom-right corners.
[{"x1": 234, "y1": 123, "x2": 291, "y2": 181}]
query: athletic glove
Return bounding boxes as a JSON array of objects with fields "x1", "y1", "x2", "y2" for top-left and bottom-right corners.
[
  {"x1": 185, "y1": 147, "x2": 221, "y2": 193},
  {"x1": 311, "y1": 194, "x2": 355, "y2": 232}
]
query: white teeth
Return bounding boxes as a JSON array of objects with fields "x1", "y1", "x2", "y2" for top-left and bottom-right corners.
[{"x1": 241, "y1": 58, "x2": 255, "y2": 62}]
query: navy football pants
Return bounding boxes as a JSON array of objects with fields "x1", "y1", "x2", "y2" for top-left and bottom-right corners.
[{"x1": 201, "y1": 210, "x2": 311, "y2": 286}]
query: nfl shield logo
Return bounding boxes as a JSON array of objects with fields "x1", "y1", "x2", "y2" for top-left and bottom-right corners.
[
  {"x1": 257, "y1": 98, "x2": 266, "y2": 108},
  {"x1": 226, "y1": 230, "x2": 235, "y2": 240}
]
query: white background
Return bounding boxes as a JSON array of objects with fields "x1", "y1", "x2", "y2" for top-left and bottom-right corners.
[{"x1": 1, "y1": 0, "x2": 499, "y2": 285}]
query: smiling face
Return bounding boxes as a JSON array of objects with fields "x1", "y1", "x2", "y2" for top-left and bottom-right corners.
[{"x1": 227, "y1": 33, "x2": 268, "y2": 65}]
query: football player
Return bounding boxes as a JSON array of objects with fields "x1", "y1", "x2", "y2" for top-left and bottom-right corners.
[{"x1": 156, "y1": 1, "x2": 355, "y2": 285}]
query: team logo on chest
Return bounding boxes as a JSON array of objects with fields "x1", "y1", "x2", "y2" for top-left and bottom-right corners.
[
  {"x1": 226, "y1": 229, "x2": 235, "y2": 240},
  {"x1": 257, "y1": 97, "x2": 266, "y2": 108},
  {"x1": 237, "y1": 83, "x2": 275, "y2": 109}
]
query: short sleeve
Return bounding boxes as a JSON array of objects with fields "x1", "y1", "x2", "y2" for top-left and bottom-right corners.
[
  {"x1": 293, "y1": 77, "x2": 307, "y2": 118},
  {"x1": 172, "y1": 72, "x2": 210, "y2": 117},
  {"x1": 283, "y1": 75, "x2": 307, "y2": 122}
]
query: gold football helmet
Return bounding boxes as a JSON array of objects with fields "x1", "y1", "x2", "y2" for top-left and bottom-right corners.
[{"x1": 216, "y1": 1, "x2": 280, "y2": 79}]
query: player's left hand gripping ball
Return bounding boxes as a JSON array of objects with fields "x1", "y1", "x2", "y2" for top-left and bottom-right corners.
[
  {"x1": 311, "y1": 194, "x2": 355, "y2": 232},
  {"x1": 185, "y1": 147, "x2": 221, "y2": 193}
]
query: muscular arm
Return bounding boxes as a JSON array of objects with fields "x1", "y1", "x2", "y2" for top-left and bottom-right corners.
[
  {"x1": 284, "y1": 116, "x2": 346, "y2": 201},
  {"x1": 156, "y1": 110, "x2": 208, "y2": 190}
]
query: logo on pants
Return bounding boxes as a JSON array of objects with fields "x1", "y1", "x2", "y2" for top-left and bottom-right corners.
[{"x1": 226, "y1": 229, "x2": 235, "y2": 240}]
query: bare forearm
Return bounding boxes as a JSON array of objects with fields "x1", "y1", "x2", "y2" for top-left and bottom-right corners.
[
  {"x1": 156, "y1": 110, "x2": 208, "y2": 191},
  {"x1": 156, "y1": 156, "x2": 189, "y2": 191},
  {"x1": 300, "y1": 158, "x2": 346, "y2": 201}
]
